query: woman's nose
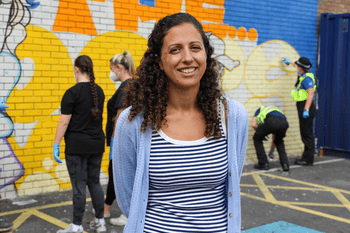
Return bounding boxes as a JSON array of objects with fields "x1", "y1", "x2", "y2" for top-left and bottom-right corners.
[{"x1": 182, "y1": 48, "x2": 194, "y2": 63}]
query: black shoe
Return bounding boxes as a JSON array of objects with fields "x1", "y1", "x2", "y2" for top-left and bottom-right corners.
[
  {"x1": 294, "y1": 160, "x2": 313, "y2": 166},
  {"x1": 282, "y1": 164, "x2": 289, "y2": 171},
  {"x1": 254, "y1": 163, "x2": 269, "y2": 170},
  {"x1": 0, "y1": 220, "x2": 12, "y2": 232}
]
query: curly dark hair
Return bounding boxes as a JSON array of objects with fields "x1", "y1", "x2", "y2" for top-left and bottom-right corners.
[
  {"x1": 124, "y1": 13, "x2": 225, "y2": 138},
  {"x1": 74, "y1": 55, "x2": 101, "y2": 120}
]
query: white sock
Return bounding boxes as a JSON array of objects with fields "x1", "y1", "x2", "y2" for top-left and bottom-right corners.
[
  {"x1": 98, "y1": 218, "x2": 105, "y2": 226},
  {"x1": 71, "y1": 224, "x2": 82, "y2": 232}
]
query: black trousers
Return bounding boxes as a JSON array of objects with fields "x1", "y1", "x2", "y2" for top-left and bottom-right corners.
[
  {"x1": 296, "y1": 101, "x2": 316, "y2": 164},
  {"x1": 105, "y1": 159, "x2": 116, "y2": 205},
  {"x1": 253, "y1": 115, "x2": 289, "y2": 166},
  {"x1": 66, "y1": 153, "x2": 105, "y2": 225}
]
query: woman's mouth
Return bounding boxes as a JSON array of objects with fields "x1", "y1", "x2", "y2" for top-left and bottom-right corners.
[{"x1": 179, "y1": 68, "x2": 196, "y2": 73}]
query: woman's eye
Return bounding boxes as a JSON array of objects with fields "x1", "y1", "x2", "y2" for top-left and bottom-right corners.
[
  {"x1": 192, "y1": 46, "x2": 201, "y2": 51},
  {"x1": 170, "y1": 48, "x2": 180, "y2": 53}
]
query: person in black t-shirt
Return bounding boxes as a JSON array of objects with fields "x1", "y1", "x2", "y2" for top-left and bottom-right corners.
[
  {"x1": 53, "y1": 55, "x2": 106, "y2": 233},
  {"x1": 104, "y1": 51, "x2": 134, "y2": 226}
]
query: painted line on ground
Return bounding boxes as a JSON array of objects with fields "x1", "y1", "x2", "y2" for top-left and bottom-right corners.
[
  {"x1": 241, "y1": 192, "x2": 350, "y2": 224},
  {"x1": 245, "y1": 158, "x2": 346, "y2": 174},
  {"x1": 241, "y1": 171, "x2": 350, "y2": 225}
]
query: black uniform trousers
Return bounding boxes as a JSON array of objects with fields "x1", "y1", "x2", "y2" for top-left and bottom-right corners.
[
  {"x1": 296, "y1": 101, "x2": 316, "y2": 164},
  {"x1": 65, "y1": 153, "x2": 105, "y2": 225},
  {"x1": 253, "y1": 115, "x2": 289, "y2": 166},
  {"x1": 105, "y1": 159, "x2": 116, "y2": 205}
]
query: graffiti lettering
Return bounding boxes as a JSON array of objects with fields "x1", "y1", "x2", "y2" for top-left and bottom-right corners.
[{"x1": 52, "y1": 0, "x2": 97, "y2": 35}]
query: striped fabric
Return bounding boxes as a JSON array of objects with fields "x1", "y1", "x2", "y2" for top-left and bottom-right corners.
[{"x1": 144, "y1": 124, "x2": 228, "y2": 233}]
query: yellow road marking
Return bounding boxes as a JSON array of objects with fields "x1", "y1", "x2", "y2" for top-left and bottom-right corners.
[
  {"x1": 32, "y1": 210, "x2": 89, "y2": 233},
  {"x1": 32, "y1": 210, "x2": 70, "y2": 230},
  {"x1": 0, "y1": 197, "x2": 91, "y2": 217},
  {"x1": 252, "y1": 173, "x2": 277, "y2": 203},
  {"x1": 240, "y1": 184, "x2": 325, "y2": 191},
  {"x1": 278, "y1": 201, "x2": 345, "y2": 207},
  {"x1": 241, "y1": 192, "x2": 350, "y2": 224},
  {"x1": 241, "y1": 173, "x2": 350, "y2": 225},
  {"x1": 12, "y1": 211, "x2": 32, "y2": 230},
  {"x1": 261, "y1": 173, "x2": 350, "y2": 195},
  {"x1": 332, "y1": 191, "x2": 350, "y2": 212}
]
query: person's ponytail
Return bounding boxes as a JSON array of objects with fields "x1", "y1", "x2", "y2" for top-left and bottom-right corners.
[
  {"x1": 74, "y1": 55, "x2": 101, "y2": 120},
  {"x1": 88, "y1": 66, "x2": 101, "y2": 120}
]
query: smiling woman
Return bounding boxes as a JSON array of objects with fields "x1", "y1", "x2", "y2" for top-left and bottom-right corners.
[
  {"x1": 112, "y1": 13, "x2": 249, "y2": 233},
  {"x1": 159, "y1": 23, "x2": 207, "y2": 92}
]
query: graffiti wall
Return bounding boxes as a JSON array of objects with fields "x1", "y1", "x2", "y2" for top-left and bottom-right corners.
[{"x1": 0, "y1": 0, "x2": 318, "y2": 198}]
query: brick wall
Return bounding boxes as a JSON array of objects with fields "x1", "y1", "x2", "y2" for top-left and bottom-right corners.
[{"x1": 0, "y1": 0, "x2": 318, "y2": 199}]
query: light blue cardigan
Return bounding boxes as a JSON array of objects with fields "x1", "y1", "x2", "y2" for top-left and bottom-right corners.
[{"x1": 113, "y1": 98, "x2": 248, "y2": 233}]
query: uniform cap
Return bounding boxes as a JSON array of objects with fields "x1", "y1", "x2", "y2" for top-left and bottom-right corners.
[{"x1": 295, "y1": 57, "x2": 312, "y2": 69}]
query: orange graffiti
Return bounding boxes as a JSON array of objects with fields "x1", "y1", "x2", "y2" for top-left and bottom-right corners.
[
  {"x1": 187, "y1": 0, "x2": 225, "y2": 24},
  {"x1": 113, "y1": 0, "x2": 183, "y2": 31},
  {"x1": 52, "y1": 0, "x2": 258, "y2": 41},
  {"x1": 53, "y1": 0, "x2": 97, "y2": 35},
  {"x1": 203, "y1": 24, "x2": 230, "y2": 39}
]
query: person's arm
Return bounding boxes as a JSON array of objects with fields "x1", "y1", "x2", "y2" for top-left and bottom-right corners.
[
  {"x1": 111, "y1": 108, "x2": 125, "y2": 138},
  {"x1": 113, "y1": 107, "x2": 137, "y2": 217},
  {"x1": 53, "y1": 114, "x2": 72, "y2": 163},
  {"x1": 54, "y1": 114, "x2": 72, "y2": 145},
  {"x1": 252, "y1": 117, "x2": 258, "y2": 130},
  {"x1": 304, "y1": 88, "x2": 314, "y2": 111}
]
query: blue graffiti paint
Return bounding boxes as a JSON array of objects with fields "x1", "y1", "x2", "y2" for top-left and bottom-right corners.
[
  {"x1": 0, "y1": 138, "x2": 24, "y2": 189},
  {"x1": 0, "y1": 52, "x2": 21, "y2": 103},
  {"x1": 0, "y1": 113, "x2": 13, "y2": 138},
  {"x1": 243, "y1": 221, "x2": 324, "y2": 233},
  {"x1": 139, "y1": 0, "x2": 155, "y2": 7},
  {"x1": 223, "y1": 0, "x2": 318, "y2": 75},
  {"x1": 0, "y1": 52, "x2": 24, "y2": 190},
  {"x1": 27, "y1": 0, "x2": 40, "y2": 10}
]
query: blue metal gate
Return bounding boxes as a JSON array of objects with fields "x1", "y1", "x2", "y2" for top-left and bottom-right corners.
[{"x1": 316, "y1": 13, "x2": 350, "y2": 154}]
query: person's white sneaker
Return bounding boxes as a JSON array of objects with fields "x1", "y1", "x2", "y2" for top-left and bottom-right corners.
[
  {"x1": 57, "y1": 224, "x2": 83, "y2": 233},
  {"x1": 110, "y1": 214, "x2": 127, "y2": 226},
  {"x1": 89, "y1": 218, "x2": 106, "y2": 233}
]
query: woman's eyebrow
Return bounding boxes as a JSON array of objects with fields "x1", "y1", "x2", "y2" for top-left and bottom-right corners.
[{"x1": 167, "y1": 41, "x2": 203, "y2": 48}]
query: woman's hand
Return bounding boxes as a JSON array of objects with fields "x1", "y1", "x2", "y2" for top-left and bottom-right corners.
[{"x1": 53, "y1": 143, "x2": 62, "y2": 163}]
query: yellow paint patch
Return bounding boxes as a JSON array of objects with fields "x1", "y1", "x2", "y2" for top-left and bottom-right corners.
[{"x1": 221, "y1": 37, "x2": 245, "y2": 91}]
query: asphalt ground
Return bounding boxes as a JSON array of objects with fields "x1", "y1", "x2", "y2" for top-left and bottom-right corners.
[{"x1": 0, "y1": 154, "x2": 349, "y2": 233}]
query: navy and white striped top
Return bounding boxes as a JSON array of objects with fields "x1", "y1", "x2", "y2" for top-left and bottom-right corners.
[{"x1": 144, "y1": 123, "x2": 228, "y2": 233}]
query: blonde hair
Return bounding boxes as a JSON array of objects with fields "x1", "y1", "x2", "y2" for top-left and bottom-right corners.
[{"x1": 110, "y1": 51, "x2": 135, "y2": 75}]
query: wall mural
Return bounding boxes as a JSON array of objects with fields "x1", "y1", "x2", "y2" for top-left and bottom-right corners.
[
  {"x1": 0, "y1": 0, "x2": 41, "y2": 197},
  {"x1": 0, "y1": 0, "x2": 317, "y2": 198}
]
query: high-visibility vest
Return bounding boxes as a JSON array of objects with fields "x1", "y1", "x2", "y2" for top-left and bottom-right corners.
[
  {"x1": 256, "y1": 106, "x2": 284, "y2": 124},
  {"x1": 291, "y1": 72, "x2": 316, "y2": 102}
]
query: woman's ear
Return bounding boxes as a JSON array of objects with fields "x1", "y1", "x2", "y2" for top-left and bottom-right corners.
[
  {"x1": 158, "y1": 60, "x2": 163, "y2": 70},
  {"x1": 155, "y1": 54, "x2": 163, "y2": 70},
  {"x1": 116, "y1": 64, "x2": 123, "y2": 72}
]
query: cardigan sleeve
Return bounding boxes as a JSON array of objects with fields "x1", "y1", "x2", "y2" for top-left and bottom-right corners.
[
  {"x1": 236, "y1": 102, "x2": 248, "y2": 177},
  {"x1": 112, "y1": 107, "x2": 138, "y2": 217},
  {"x1": 227, "y1": 99, "x2": 248, "y2": 178}
]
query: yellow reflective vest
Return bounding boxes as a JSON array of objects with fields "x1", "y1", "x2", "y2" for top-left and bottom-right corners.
[
  {"x1": 291, "y1": 72, "x2": 316, "y2": 102},
  {"x1": 256, "y1": 106, "x2": 284, "y2": 124}
]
